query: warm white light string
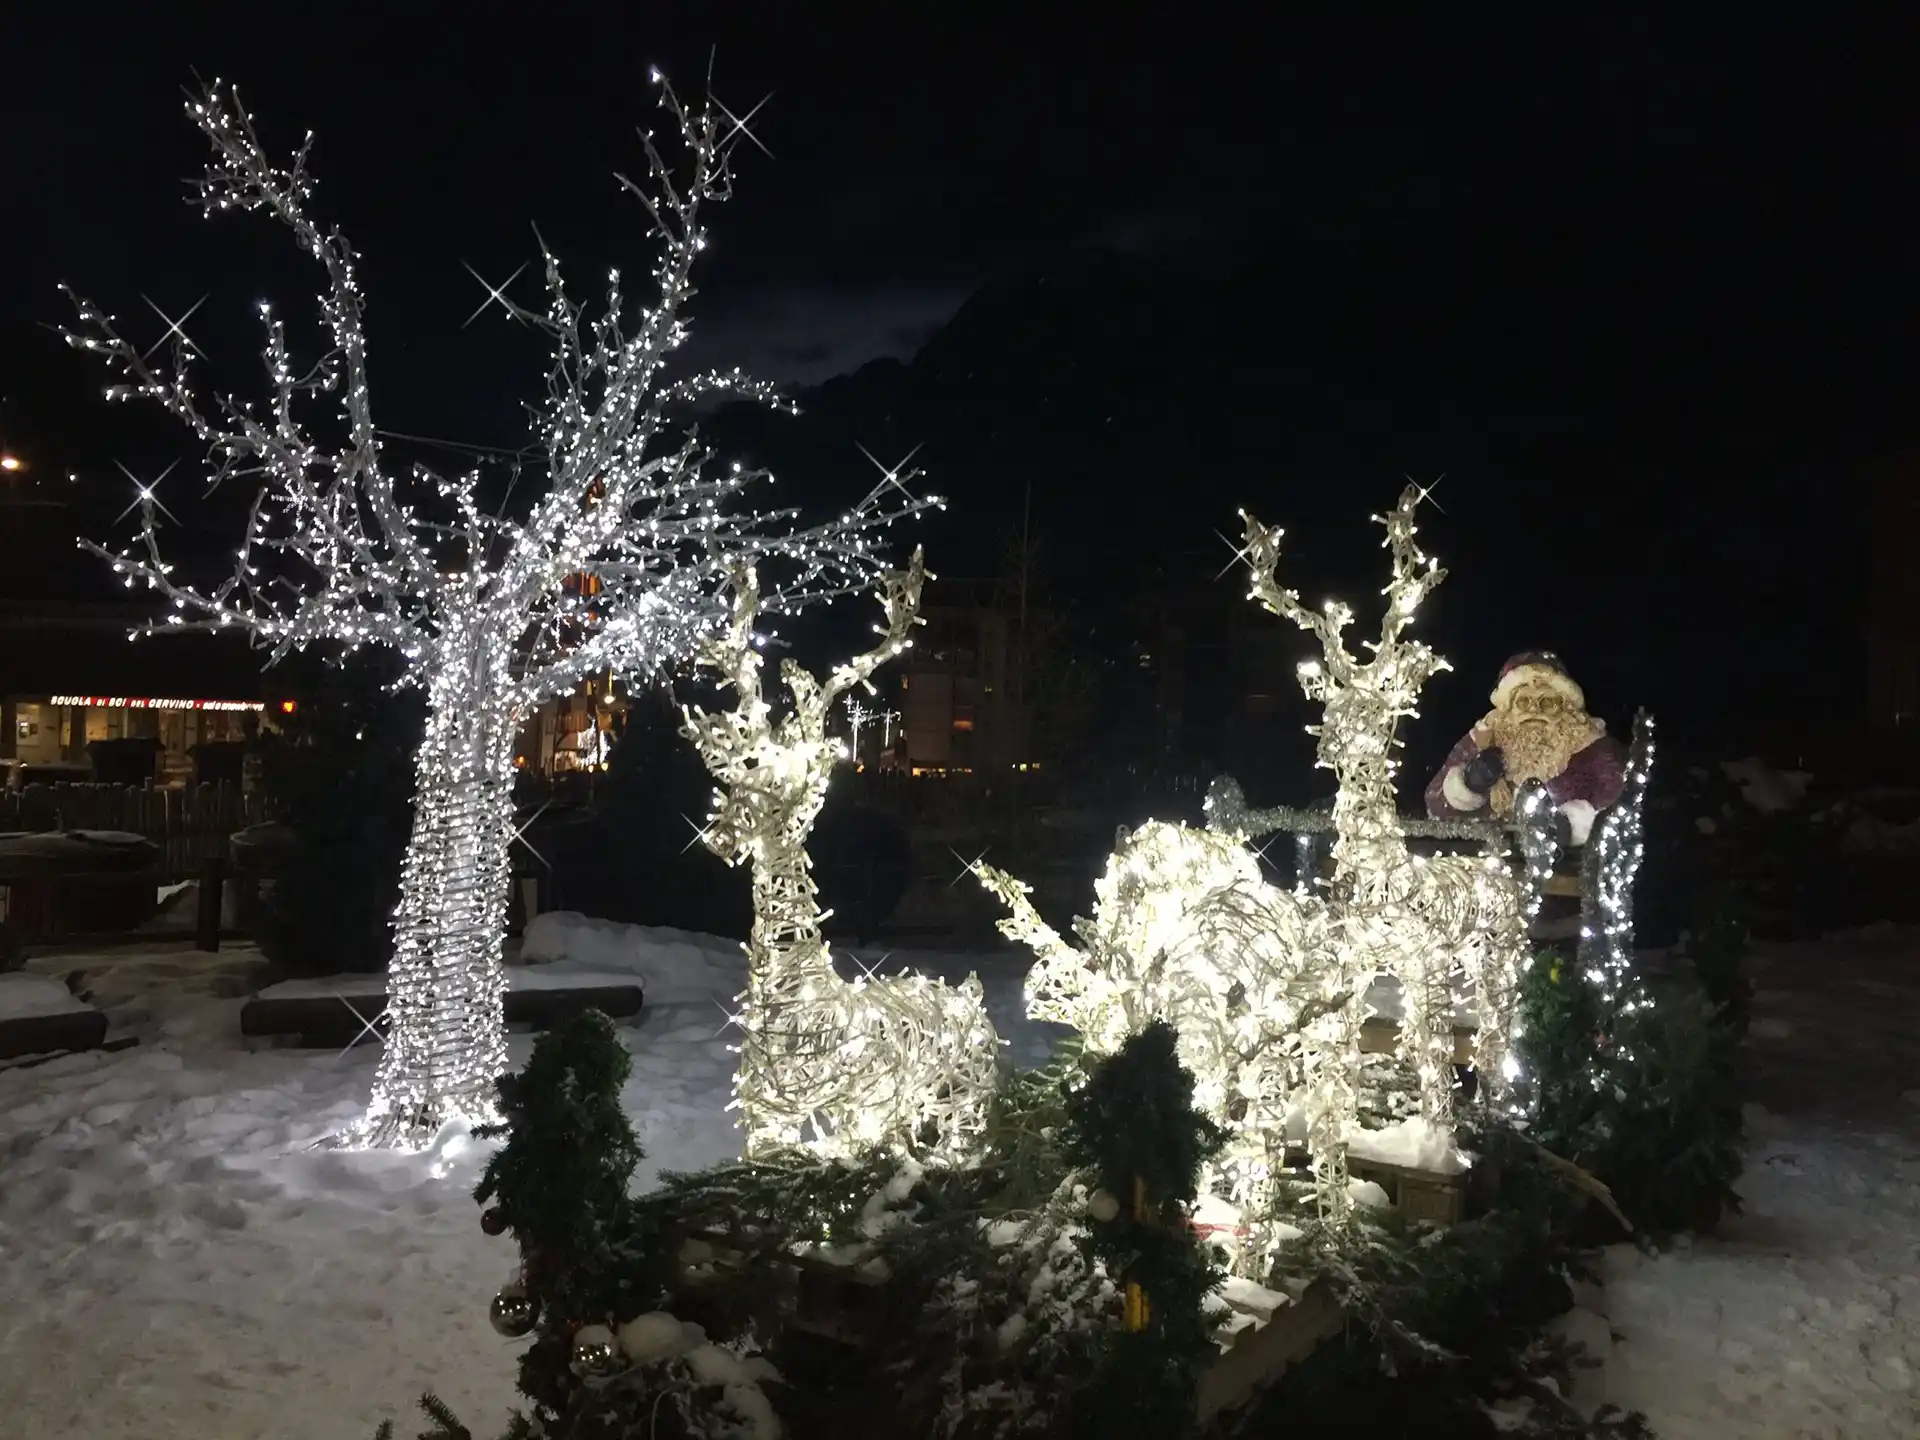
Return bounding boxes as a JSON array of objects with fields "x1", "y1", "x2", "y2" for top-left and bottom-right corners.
[
  {"x1": 681, "y1": 551, "x2": 1000, "y2": 1160},
  {"x1": 63, "y1": 75, "x2": 931, "y2": 1146}
]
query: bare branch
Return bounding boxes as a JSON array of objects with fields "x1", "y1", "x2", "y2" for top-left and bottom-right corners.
[{"x1": 71, "y1": 70, "x2": 931, "y2": 718}]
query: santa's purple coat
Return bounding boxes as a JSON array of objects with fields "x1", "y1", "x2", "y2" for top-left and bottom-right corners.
[{"x1": 1424, "y1": 722, "x2": 1627, "y2": 844}]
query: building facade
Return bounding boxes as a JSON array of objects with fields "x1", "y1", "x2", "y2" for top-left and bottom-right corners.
[{"x1": 899, "y1": 576, "x2": 1032, "y2": 775}]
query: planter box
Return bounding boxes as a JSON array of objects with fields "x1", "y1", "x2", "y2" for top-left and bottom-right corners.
[
  {"x1": 677, "y1": 1230, "x2": 1347, "y2": 1427},
  {"x1": 1198, "y1": 1279, "x2": 1344, "y2": 1423},
  {"x1": 1347, "y1": 1157, "x2": 1466, "y2": 1225},
  {"x1": 0, "y1": 831, "x2": 164, "y2": 940}
]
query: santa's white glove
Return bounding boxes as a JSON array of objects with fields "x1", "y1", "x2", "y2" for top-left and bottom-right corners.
[{"x1": 1560, "y1": 799, "x2": 1597, "y2": 847}]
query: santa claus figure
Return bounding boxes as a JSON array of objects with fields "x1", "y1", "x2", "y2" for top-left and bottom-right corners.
[{"x1": 1424, "y1": 651, "x2": 1626, "y2": 846}]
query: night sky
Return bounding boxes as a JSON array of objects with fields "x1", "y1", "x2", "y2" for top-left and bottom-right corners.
[{"x1": 4, "y1": 8, "x2": 1916, "y2": 766}]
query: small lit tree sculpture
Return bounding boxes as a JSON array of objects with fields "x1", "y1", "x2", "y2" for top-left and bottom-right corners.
[{"x1": 682, "y1": 550, "x2": 1000, "y2": 1158}]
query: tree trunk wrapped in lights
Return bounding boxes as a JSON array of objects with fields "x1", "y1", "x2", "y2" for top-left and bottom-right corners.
[
  {"x1": 64, "y1": 75, "x2": 929, "y2": 1147},
  {"x1": 374, "y1": 667, "x2": 521, "y2": 1133},
  {"x1": 681, "y1": 550, "x2": 1000, "y2": 1159}
]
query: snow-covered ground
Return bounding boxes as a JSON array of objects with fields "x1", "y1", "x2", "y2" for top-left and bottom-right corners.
[
  {"x1": 1575, "y1": 928, "x2": 1920, "y2": 1437},
  {"x1": 0, "y1": 919, "x2": 1916, "y2": 1437},
  {"x1": 0, "y1": 924, "x2": 1052, "y2": 1438}
]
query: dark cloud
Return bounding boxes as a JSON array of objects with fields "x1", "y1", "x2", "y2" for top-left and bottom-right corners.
[
  {"x1": 681, "y1": 282, "x2": 972, "y2": 387},
  {"x1": 1088, "y1": 212, "x2": 1216, "y2": 258}
]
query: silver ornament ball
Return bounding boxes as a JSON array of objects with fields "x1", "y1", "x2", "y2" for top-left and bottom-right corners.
[
  {"x1": 1087, "y1": 1189, "x2": 1121, "y2": 1223},
  {"x1": 571, "y1": 1324, "x2": 623, "y2": 1377},
  {"x1": 489, "y1": 1282, "x2": 540, "y2": 1338}
]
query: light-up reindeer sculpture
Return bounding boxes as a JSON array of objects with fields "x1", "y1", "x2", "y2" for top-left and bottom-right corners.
[
  {"x1": 681, "y1": 549, "x2": 1001, "y2": 1159},
  {"x1": 975, "y1": 819, "x2": 1340, "y2": 1267},
  {"x1": 1237, "y1": 488, "x2": 1531, "y2": 1208}
]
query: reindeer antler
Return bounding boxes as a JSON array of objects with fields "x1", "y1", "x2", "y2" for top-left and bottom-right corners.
[
  {"x1": 1373, "y1": 484, "x2": 1447, "y2": 651},
  {"x1": 1240, "y1": 511, "x2": 1358, "y2": 684},
  {"x1": 820, "y1": 546, "x2": 927, "y2": 710},
  {"x1": 693, "y1": 564, "x2": 767, "y2": 711},
  {"x1": 1241, "y1": 486, "x2": 1448, "y2": 688}
]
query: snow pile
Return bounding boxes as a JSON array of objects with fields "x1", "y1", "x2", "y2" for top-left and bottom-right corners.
[
  {"x1": 519, "y1": 912, "x2": 746, "y2": 1005},
  {"x1": 0, "y1": 971, "x2": 91, "y2": 1020},
  {"x1": 1348, "y1": 1115, "x2": 1470, "y2": 1174},
  {"x1": 1348, "y1": 1178, "x2": 1392, "y2": 1209},
  {"x1": 1720, "y1": 757, "x2": 1812, "y2": 814},
  {"x1": 606, "y1": 1313, "x2": 783, "y2": 1439},
  {"x1": 1595, "y1": 1112, "x2": 1920, "y2": 1434},
  {"x1": 1584, "y1": 929, "x2": 1920, "y2": 1438},
  {"x1": 1845, "y1": 813, "x2": 1920, "y2": 856},
  {"x1": 7, "y1": 923, "x2": 1917, "y2": 1437},
  {"x1": 1207, "y1": 1274, "x2": 1295, "y2": 1346},
  {"x1": 0, "y1": 957, "x2": 514, "y2": 1437},
  {"x1": 0, "y1": 928, "x2": 1069, "y2": 1439}
]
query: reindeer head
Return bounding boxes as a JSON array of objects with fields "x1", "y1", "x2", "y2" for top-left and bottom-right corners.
[
  {"x1": 681, "y1": 549, "x2": 927, "y2": 866},
  {"x1": 1240, "y1": 486, "x2": 1449, "y2": 788}
]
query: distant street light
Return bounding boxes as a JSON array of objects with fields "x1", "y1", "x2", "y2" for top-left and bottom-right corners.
[{"x1": 0, "y1": 454, "x2": 22, "y2": 472}]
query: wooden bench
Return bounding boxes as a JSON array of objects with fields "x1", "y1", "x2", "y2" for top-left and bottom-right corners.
[
  {"x1": 0, "y1": 974, "x2": 111, "y2": 1061},
  {"x1": 239, "y1": 969, "x2": 644, "y2": 1046}
]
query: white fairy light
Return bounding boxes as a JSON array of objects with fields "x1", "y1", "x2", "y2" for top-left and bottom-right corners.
[
  {"x1": 63, "y1": 76, "x2": 931, "y2": 1148},
  {"x1": 843, "y1": 695, "x2": 873, "y2": 760},
  {"x1": 681, "y1": 550, "x2": 1000, "y2": 1160},
  {"x1": 1578, "y1": 711, "x2": 1655, "y2": 1016}
]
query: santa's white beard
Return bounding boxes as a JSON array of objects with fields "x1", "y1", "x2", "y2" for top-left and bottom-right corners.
[{"x1": 1492, "y1": 716, "x2": 1585, "y2": 785}]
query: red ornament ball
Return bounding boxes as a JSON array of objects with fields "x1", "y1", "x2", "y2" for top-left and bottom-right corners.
[{"x1": 480, "y1": 1207, "x2": 506, "y2": 1236}]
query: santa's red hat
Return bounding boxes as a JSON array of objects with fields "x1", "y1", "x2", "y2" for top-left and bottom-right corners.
[{"x1": 1490, "y1": 650, "x2": 1586, "y2": 710}]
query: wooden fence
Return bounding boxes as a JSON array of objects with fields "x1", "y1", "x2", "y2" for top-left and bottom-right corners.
[{"x1": 0, "y1": 781, "x2": 274, "y2": 881}]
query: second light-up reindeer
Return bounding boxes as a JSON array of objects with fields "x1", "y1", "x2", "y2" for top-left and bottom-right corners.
[
  {"x1": 979, "y1": 488, "x2": 1535, "y2": 1237},
  {"x1": 681, "y1": 549, "x2": 1001, "y2": 1160}
]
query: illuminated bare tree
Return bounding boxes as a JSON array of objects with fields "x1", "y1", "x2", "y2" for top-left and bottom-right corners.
[{"x1": 63, "y1": 76, "x2": 927, "y2": 1147}]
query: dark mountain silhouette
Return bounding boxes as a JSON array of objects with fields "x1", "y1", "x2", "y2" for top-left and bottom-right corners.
[{"x1": 711, "y1": 229, "x2": 1874, "y2": 765}]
